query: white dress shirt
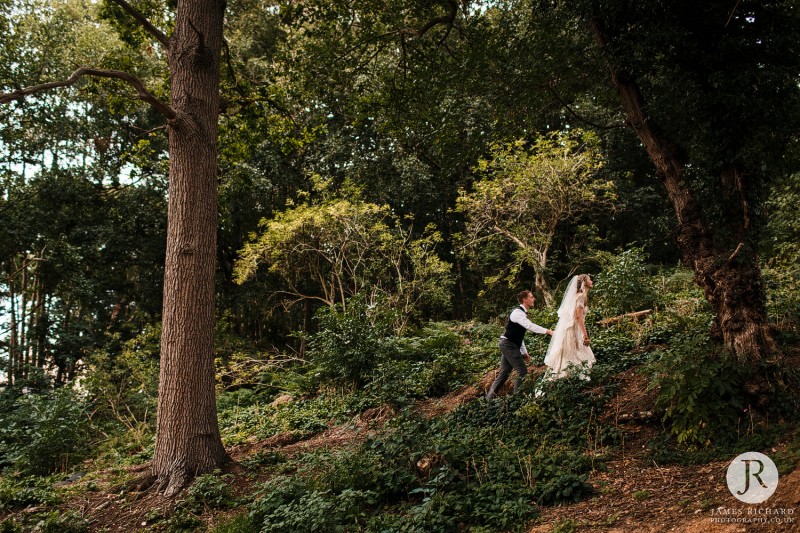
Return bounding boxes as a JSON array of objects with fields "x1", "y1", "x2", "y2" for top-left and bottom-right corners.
[{"x1": 503, "y1": 306, "x2": 548, "y2": 355}]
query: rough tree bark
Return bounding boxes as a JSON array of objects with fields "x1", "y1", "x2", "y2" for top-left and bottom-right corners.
[
  {"x1": 589, "y1": 20, "x2": 777, "y2": 363},
  {"x1": 0, "y1": 0, "x2": 230, "y2": 494},
  {"x1": 151, "y1": 0, "x2": 229, "y2": 496}
]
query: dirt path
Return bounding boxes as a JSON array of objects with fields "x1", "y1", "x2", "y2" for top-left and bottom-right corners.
[{"x1": 529, "y1": 424, "x2": 799, "y2": 532}]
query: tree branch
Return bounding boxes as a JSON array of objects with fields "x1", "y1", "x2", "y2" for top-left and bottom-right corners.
[
  {"x1": 492, "y1": 224, "x2": 529, "y2": 250},
  {"x1": 402, "y1": 0, "x2": 459, "y2": 38},
  {"x1": 545, "y1": 82, "x2": 624, "y2": 130},
  {"x1": 0, "y1": 67, "x2": 177, "y2": 121},
  {"x1": 110, "y1": 0, "x2": 170, "y2": 50}
]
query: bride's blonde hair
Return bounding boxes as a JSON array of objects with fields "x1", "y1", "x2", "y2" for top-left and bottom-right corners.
[{"x1": 576, "y1": 274, "x2": 591, "y2": 293}]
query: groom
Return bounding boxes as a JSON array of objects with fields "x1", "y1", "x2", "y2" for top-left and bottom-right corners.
[{"x1": 485, "y1": 290, "x2": 553, "y2": 399}]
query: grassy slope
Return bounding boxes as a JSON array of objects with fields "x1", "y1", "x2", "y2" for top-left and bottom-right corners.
[{"x1": 2, "y1": 319, "x2": 799, "y2": 532}]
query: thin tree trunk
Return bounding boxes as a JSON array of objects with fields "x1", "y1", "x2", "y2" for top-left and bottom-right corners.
[
  {"x1": 36, "y1": 283, "x2": 46, "y2": 369},
  {"x1": 27, "y1": 270, "x2": 39, "y2": 373},
  {"x1": 590, "y1": 20, "x2": 776, "y2": 362},
  {"x1": 58, "y1": 302, "x2": 71, "y2": 385},
  {"x1": 35, "y1": 259, "x2": 48, "y2": 370},
  {"x1": 20, "y1": 257, "x2": 28, "y2": 381},
  {"x1": 8, "y1": 273, "x2": 17, "y2": 387},
  {"x1": 300, "y1": 299, "x2": 311, "y2": 358},
  {"x1": 151, "y1": 0, "x2": 229, "y2": 496},
  {"x1": 535, "y1": 246, "x2": 552, "y2": 306}
]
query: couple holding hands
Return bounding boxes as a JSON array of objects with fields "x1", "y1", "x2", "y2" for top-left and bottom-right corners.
[{"x1": 486, "y1": 274, "x2": 595, "y2": 400}]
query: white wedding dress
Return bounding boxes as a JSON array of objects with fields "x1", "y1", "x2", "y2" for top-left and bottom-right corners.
[{"x1": 543, "y1": 276, "x2": 595, "y2": 380}]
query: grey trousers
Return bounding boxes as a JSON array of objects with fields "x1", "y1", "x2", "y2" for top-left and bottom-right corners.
[{"x1": 486, "y1": 338, "x2": 528, "y2": 399}]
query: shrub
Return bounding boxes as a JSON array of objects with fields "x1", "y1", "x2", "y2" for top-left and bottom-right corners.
[
  {"x1": 249, "y1": 475, "x2": 378, "y2": 532},
  {"x1": 19, "y1": 510, "x2": 88, "y2": 533},
  {"x1": 0, "y1": 387, "x2": 92, "y2": 475},
  {"x1": 763, "y1": 263, "x2": 800, "y2": 330},
  {"x1": 593, "y1": 248, "x2": 658, "y2": 317},
  {"x1": 0, "y1": 517, "x2": 21, "y2": 533},
  {"x1": 82, "y1": 326, "x2": 160, "y2": 457},
  {"x1": 646, "y1": 323, "x2": 748, "y2": 448},
  {"x1": 210, "y1": 512, "x2": 255, "y2": 533},
  {"x1": 0, "y1": 475, "x2": 60, "y2": 510},
  {"x1": 590, "y1": 326, "x2": 640, "y2": 376},
  {"x1": 164, "y1": 508, "x2": 203, "y2": 531},
  {"x1": 186, "y1": 471, "x2": 236, "y2": 511},
  {"x1": 367, "y1": 324, "x2": 482, "y2": 404},
  {"x1": 308, "y1": 296, "x2": 395, "y2": 386}
]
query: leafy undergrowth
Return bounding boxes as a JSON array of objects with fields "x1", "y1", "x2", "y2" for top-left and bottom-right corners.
[{"x1": 2, "y1": 318, "x2": 800, "y2": 532}]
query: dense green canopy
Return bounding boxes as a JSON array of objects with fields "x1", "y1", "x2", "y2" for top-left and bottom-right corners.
[{"x1": 1, "y1": 0, "x2": 798, "y2": 386}]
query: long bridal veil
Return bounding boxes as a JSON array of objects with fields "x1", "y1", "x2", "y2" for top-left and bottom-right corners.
[{"x1": 543, "y1": 276, "x2": 580, "y2": 368}]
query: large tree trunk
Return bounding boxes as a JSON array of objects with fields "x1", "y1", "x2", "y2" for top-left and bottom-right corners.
[
  {"x1": 590, "y1": 21, "x2": 777, "y2": 363},
  {"x1": 151, "y1": 0, "x2": 229, "y2": 496}
]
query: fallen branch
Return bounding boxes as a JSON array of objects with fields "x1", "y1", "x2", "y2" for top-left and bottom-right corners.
[{"x1": 596, "y1": 309, "x2": 652, "y2": 326}]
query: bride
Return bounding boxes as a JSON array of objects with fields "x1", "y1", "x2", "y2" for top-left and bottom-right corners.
[{"x1": 543, "y1": 274, "x2": 596, "y2": 380}]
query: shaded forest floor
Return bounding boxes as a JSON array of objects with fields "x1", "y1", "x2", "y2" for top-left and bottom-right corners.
[{"x1": 22, "y1": 357, "x2": 798, "y2": 533}]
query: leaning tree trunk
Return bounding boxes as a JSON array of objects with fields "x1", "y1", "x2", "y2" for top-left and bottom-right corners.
[
  {"x1": 590, "y1": 21, "x2": 777, "y2": 363},
  {"x1": 151, "y1": 0, "x2": 229, "y2": 496}
]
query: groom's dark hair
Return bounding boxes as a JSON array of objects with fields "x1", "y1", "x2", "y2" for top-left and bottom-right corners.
[{"x1": 517, "y1": 290, "x2": 532, "y2": 303}]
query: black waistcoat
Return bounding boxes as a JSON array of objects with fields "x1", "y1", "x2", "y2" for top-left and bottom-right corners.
[{"x1": 503, "y1": 305, "x2": 527, "y2": 347}]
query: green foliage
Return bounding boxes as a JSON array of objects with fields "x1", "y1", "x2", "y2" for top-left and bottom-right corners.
[
  {"x1": 647, "y1": 426, "x2": 779, "y2": 467},
  {"x1": 455, "y1": 130, "x2": 616, "y2": 301},
  {"x1": 217, "y1": 388, "x2": 361, "y2": 446},
  {"x1": 39, "y1": 511, "x2": 89, "y2": 533},
  {"x1": 163, "y1": 508, "x2": 203, "y2": 532},
  {"x1": 308, "y1": 296, "x2": 395, "y2": 386},
  {"x1": 593, "y1": 248, "x2": 658, "y2": 317},
  {"x1": 12, "y1": 510, "x2": 88, "y2": 533},
  {"x1": 368, "y1": 324, "x2": 483, "y2": 405},
  {"x1": 589, "y1": 326, "x2": 640, "y2": 376},
  {"x1": 0, "y1": 474, "x2": 60, "y2": 510},
  {"x1": 83, "y1": 326, "x2": 160, "y2": 458},
  {"x1": 249, "y1": 475, "x2": 377, "y2": 532},
  {"x1": 0, "y1": 387, "x2": 92, "y2": 475},
  {"x1": 300, "y1": 318, "x2": 486, "y2": 405},
  {"x1": 238, "y1": 450, "x2": 286, "y2": 471},
  {"x1": 763, "y1": 264, "x2": 800, "y2": 330},
  {"x1": 762, "y1": 173, "x2": 800, "y2": 329},
  {"x1": 209, "y1": 512, "x2": 256, "y2": 533},
  {"x1": 234, "y1": 185, "x2": 453, "y2": 329},
  {"x1": 517, "y1": 377, "x2": 619, "y2": 451},
  {"x1": 646, "y1": 322, "x2": 747, "y2": 448},
  {"x1": 248, "y1": 370, "x2": 607, "y2": 532},
  {"x1": 0, "y1": 518, "x2": 21, "y2": 533},
  {"x1": 186, "y1": 471, "x2": 237, "y2": 512}
]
